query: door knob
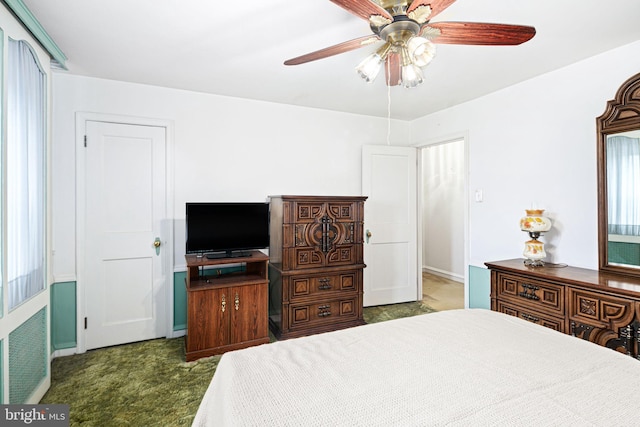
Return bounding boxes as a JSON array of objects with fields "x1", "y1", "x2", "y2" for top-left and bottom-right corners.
[
  {"x1": 366, "y1": 230, "x2": 372, "y2": 243},
  {"x1": 154, "y1": 237, "x2": 162, "y2": 255}
]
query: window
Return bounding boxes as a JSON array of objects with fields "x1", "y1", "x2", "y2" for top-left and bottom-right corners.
[{"x1": 7, "y1": 39, "x2": 46, "y2": 310}]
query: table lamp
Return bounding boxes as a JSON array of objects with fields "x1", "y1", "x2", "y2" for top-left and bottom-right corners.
[{"x1": 519, "y1": 209, "x2": 552, "y2": 266}]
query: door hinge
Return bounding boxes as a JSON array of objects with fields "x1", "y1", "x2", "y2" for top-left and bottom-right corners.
[
  {"x1": 84, "y1": 317, "x2": 88, "y2": 329},
  {"x1": 84, "y1": 135, "x2": 87, "y2": 147}
]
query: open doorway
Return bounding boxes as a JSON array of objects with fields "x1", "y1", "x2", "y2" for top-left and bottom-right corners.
[{"x1": 420, "y1": 139, "x2": 465, "y2": 311}]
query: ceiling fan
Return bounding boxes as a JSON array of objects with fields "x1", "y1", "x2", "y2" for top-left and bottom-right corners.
[{"x1": 284, "y1": 0, "x2": 536, "y2": 88}]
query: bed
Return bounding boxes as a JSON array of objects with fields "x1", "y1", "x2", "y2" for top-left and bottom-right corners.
[{"x1": 193, "y1": 309, "x2": 640, "y2": 426}]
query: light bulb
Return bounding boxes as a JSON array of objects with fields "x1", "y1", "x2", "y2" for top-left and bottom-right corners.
[
  {"x1": 355, "y1": 53, "x2": 383, "y2": 83},
  {"x1": 400, "y1": 45, "x2": 424, "y2": 88},
  {"x1": 407, "y1": 36, "x2": 436, "y2": 67},
  {"x1": 355, "y1": 42, "x2": 392, "y2": 83},
  {"x1": 401, "y1": 63, "x2": 424, "y2": 88}
]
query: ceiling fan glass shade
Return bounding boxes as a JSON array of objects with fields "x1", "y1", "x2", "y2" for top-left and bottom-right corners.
[
  {"x1": 407, "y1": 36, "x2": 436, "y2": 67},
  {"x1": 355, "y1": 42, "x2": 391, "y2": 83},
  {"x1": 401, "y1": 63, "x2": 424, "y2": 88},
  {"x1": 400, "y1": 46, "x2": 424, "y2": 88}
]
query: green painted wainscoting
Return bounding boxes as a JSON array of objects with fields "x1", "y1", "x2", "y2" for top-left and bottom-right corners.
[
  {"x1": 50, "y1": 281, "x2": 77, "y2": 350},
  {"x1": 469, "y1": 265, "x2": 491, "y2": 309},
  {"x1": 174, "y1": 271, "x2": 187, "y2": 331}
]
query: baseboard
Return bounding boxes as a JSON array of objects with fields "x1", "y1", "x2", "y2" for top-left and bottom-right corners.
[
  {"x1": 169, "y1": 329, "x2": 185, "y2": 339},
  {"x1": 51, "y1": 347, "x2": 78, "y2": 359},
  {"x1": 422, "y1": 266, "x2": 464, "y2": 283}
]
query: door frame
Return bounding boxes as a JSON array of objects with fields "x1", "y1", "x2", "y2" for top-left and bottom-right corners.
[
  {"x1": 75, "y1": 112, "x2": 175, "y2": 353},
  {"x1": 415, "y1": 131, "x2": 470, "y2": 308}
]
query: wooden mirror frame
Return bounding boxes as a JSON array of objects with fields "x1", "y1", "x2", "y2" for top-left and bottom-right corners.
[{"x1": 597, "y1": 72, "x2": 640, "y2": 276}]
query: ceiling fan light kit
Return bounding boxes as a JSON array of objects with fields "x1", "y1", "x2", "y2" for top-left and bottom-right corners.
[
  {"x1": 284, "y1": 0, "x2": 536, "y2": 89},
  {"x1": 355, "y1": 42, "x2": 391, "y2": 82}
]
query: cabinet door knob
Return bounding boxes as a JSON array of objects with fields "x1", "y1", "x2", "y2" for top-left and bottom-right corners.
[
  {"x1": 366, "y1": 229, "x2": 372, "y2": 243},
  {"x1": 235, "y1": 293, "x2": 240, "y2": 311},
  {"x1": 221, "y1": 294, "x2": 226, "y2": 312},
  {"x1": 153, "y1": 237, "x2": 162, "y2": 255}
]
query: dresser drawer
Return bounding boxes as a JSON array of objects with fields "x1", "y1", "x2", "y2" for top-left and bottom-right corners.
[
  {"x1": 495, "y1": 272, "x2": 564, "y2": 316},
  {"x1": 568, "y1": 288, "x2": 635, "y2": 328},
  {"x1": 288, "y1": 296, "x2": 359, "y2": 330},
  {"x1": 496, "y1": 300, "x2": 565, "y2": 332},
  {"x1": 282, "y1": 244, "x2": 361, "y2": 270},
  {"x1": 284, "y1": 200, "x2": 361, "y2": 223},
  {"x1": 288, "y1": 270, "x2": 360, "y2": 301}
]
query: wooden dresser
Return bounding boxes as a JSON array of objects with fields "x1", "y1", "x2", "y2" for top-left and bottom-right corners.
[
  {"x1": 268, "y1": 195, "x2": 367, "y2": 339},
  {"x1": 487, "y1": 259, "x2": 640, "y2": 358},
  {"x1": 184, "y1": 251, "x2": 270, "y2": 361}
]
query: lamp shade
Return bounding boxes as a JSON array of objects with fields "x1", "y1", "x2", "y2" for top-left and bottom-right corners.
[
  {"x1": 520, "y1": 209, "x2": 551, "y2": 233},
  {"x1": 401, "y1": 63, "x2": 424, "y2": 88},
  {"x1": 400, "y1": 45, "x2": 424, "y2": 88},
  {"x1": 355, "y1": 42, "x2": 392, "y2": 83},
  {"x1": 407, "y1": 36, "x2": 436, "y2": 67},
  {"x1": 355, "y1": 52, "x2": 384, "y2": 82}
]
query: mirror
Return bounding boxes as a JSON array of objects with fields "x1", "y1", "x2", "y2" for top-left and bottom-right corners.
[{"x1": 597, "y1": 72, "x2": 640, "y2": 276}]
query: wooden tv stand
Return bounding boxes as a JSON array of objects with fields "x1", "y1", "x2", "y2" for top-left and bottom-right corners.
[{"x1": 184, "y1": 250, "x2": 269, "y2": 361}]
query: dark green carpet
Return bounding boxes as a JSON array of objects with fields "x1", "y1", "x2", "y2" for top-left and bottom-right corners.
[
  {"x1": 41, "y1": 301, "x2": 435, "y2": 426},
  {"x1": 363, "y1": 300, "x2": 436, "y2": 324}
]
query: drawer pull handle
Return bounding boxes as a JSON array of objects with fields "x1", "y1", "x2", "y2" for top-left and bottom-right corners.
[
  {"x1": 518, "y1": 283, "x2": 540, "y2": 300},
  {"x1": 521, "y1": 313, "x2": 539, "y2": 323},
  {"x1": 518, "y1": 291, "x2": 540, "y2": 300},
  {"x1": 318, "y1": 278, "x2": 332, "y2": 290},
  {"x1": 318, "y1": 304, "x2": 331, "y2": 317}
]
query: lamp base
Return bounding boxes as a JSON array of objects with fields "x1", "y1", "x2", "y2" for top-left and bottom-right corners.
[{"x1": 523, "y1": 259, "x2": 545, "y2": 267}]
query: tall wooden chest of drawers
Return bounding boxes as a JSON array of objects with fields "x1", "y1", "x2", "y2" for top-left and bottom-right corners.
[
  {"x1": 268, "y1": 195, "x2": 367, "y2": 339},
  {"x1": 487, "y1": 259, "x2": 640, "y2": 358}
]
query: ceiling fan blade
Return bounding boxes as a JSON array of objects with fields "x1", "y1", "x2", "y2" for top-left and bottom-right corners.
[
  {"x1": 385, "y1": 52, "x2": 401, "y2": 86},
  {"x1": 329, "y1": 0, "x2": 392, "y2": 21},
  {"x1": 284, "y1": 35, "x2": 380, "y2": 66},
  {"x1": 407, "y1": 0, "x2": 457, "y2": 20},
  {"x1": 426, "y1": 22, "x2": 536, "y2": 45}
]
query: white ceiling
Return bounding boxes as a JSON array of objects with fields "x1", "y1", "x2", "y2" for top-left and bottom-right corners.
[{"x1": 21, "y1": 0, "x2": 640, "y2": 120}]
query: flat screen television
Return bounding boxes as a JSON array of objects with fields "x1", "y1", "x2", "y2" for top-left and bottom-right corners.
[{"x1": 185, "y1": 202, "x2": 269, "y2": 259}]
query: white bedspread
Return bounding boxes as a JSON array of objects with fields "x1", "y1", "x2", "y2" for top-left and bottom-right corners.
[{"x1": 193, "y1": 309, "x2": 640, "y2": 426}]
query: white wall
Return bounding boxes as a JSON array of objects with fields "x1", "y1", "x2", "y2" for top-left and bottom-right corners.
[
  {"x1": 52, "y1": 39, "x2": 640, "y2": 280},
  {"x1": 50, "y1": 74, "x2": 410, "y2": 276},
  {"x1": 411, "y1": 40, "x2": 640, "y2": 270},
  {"x1": 421, "y1": 139, "x2": 465, "y2": 280}
]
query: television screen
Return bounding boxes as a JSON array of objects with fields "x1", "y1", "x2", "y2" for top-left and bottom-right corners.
[{"x1": 185, "y1": 202, "x2": 269, "y2": 257}]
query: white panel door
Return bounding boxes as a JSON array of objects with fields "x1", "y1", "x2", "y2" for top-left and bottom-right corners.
[
  {"x1": 362, "y1": 145, "x2": 418, "y2": 306},
  {"x1": 83, "y1": 121, "x2": 167, "y2": 350}
]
